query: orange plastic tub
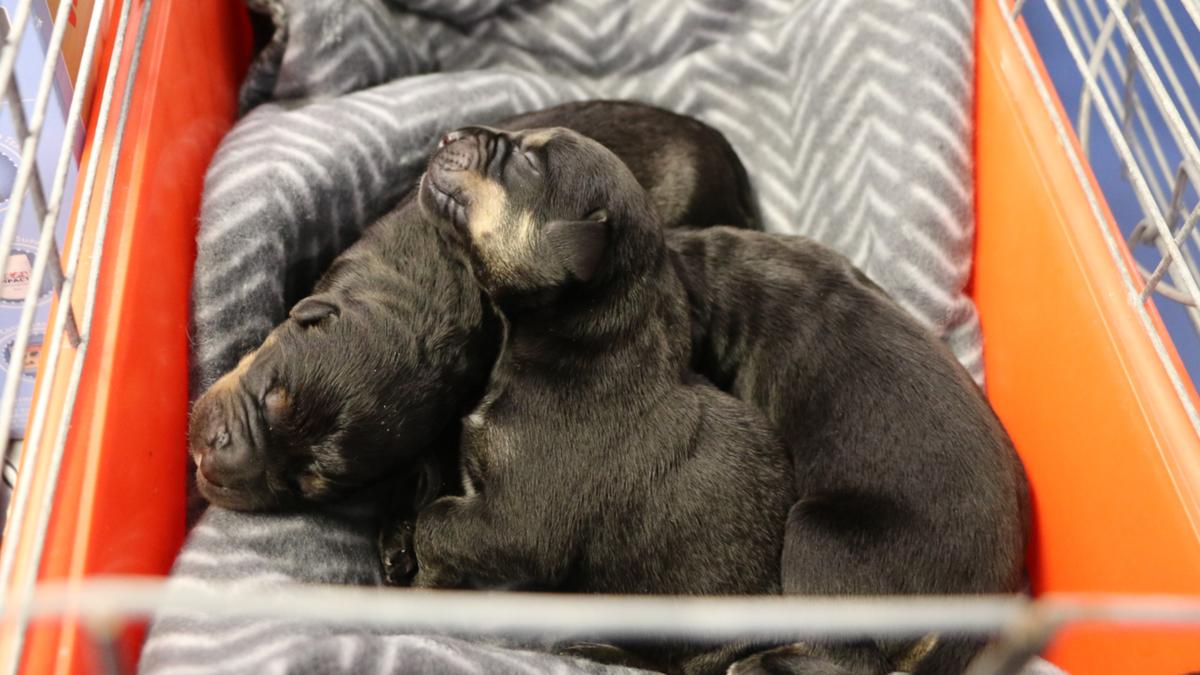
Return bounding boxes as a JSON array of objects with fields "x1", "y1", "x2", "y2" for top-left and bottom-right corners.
[
  {"x1": 0, "y1": 1, "x2": 252, "y2": 673},
  {"x1": 3, "y1": 0, "x2": 1199, "y2": 673},
  {"x1": 975, "y1": 0, "x2": 1200, "y2": 671}
]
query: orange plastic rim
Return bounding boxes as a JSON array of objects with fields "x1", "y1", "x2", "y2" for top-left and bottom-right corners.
[
  {"x1": 0, "y1": 1, "x2": 251, "y2": 673},
  {"x1": 975, "y1": 0, "x2": 1200, "y2": 671},
  {"x1": 2, "y1": 1, "x2": 1199, "y2": 672}
]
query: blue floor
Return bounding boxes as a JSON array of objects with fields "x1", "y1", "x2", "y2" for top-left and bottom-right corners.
[{"x1": 1023, "y1": 2, "x2": 1200, "y2": 385}]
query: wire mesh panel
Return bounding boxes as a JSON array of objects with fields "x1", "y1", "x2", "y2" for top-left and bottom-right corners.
[
  {"x1": 1007, "y1": 0, "x2": 1200, "y2": 570},
  {"x1": 1021, "y1": 0, "x2": 1200, "y2": 372},
  {"x1": 2, "y1": 579, "x2": 1200, "y2": 675},
  {"x1": 0, "y1": 0, "x2": 107, "y2": 545},
  {"x1": 0, "y1": 0, "x2": 142, "y2": 671}
]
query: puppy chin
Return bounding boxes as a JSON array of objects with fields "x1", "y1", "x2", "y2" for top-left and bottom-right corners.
[
  {"x1": 196, "y1": 471, "x2": 280, "y2": 512},
  {"x1": 420, "y1": 172, "x2": 470, "y2": 232}
]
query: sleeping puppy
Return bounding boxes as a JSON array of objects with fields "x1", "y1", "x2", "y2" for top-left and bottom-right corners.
[
  {"x1": 188, "y1": 100, "x2": 758, "y2": 511},
  {"x1": 411, "y1": 124, "x2": 792, "y2": 675},
  {"x1": 497, "y1": 100, "x2": 757, "y2": 230},
  {"x1": 402, "y1": 126, "x2": 1030, "y2": 674},
  {"x1": 191, "y1": 100, "x2": 1027, "y2": 674},
  {"x1": 670, "y1": 230, "x2": 1030, "y2": 675}
]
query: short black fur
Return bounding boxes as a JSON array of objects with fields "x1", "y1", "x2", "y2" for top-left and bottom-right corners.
[
  {"x1": 188, "y1": 100, "x2": 757, "y2": 511},
  {"x1": 411, "y1": 125, "x2": 793, "y2": 675},
  {"x1": 670, "y1": 228, "x2": 1030, "y2": 675},
  {"x1": 188, "y1": 100, "x2": 1030, "y2": 675}
]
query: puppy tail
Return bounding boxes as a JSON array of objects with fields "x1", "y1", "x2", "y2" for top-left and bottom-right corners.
[{"x1": 909, "y1": 637, "x2": 988, "y2": 675}]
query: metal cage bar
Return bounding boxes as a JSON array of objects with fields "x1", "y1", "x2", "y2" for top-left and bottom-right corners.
[
  {"x1": 1024, "y1": 0, "x2": 1200, "y2": 461},
  {"x1": 0, "y1": 0, "x2": 141, "y2": 671},
  {"x1": 0, "y1": 1, "x2": 32, "y2": 113},
  {"x1": 4, "y1": 579, "x2": 1200, "y2": 675},
  {"x1": 1066, "y1": 0, "x2": 1200, "y2": 318}
]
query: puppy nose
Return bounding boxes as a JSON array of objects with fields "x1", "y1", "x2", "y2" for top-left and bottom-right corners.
[
  {"x1": 440, "y1": 126, "x2": 505, "y2": 148},
  {"x1": 192, "y1": 412, "x2": 229, "y2": 458},
  {"x1": 434, "y1": 127, "x2": 495, "y2": 177},
  {"x1": 207, "y1": 425, "x2": 230, "y2": 451},
  {"x1": 439, "y1": 129, "x2": 469, "y2": 148},
  {"x1": 190, "y1": 394, "x2": 262, "y2": 489},
  {"x1": 199, "y1": 453, "x2": 227, "y2": 488},
  {"x1": 196, "y1": 428, "x2": 259, "y2": 489}
]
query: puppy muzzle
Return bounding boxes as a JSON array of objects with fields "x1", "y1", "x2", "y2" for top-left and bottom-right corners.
[
  {"x1": 190, "y1": 386, "x2": 275, "y2": 508},
  {"x1": 426, "y1": 127, "x2": 512, "y2": 218}
]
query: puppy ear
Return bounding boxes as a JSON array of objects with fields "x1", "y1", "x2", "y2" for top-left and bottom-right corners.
[
  {"x1": 289, "y1": 295, "x2": 339, "y2": 327},
  {"x1": 544, "y1": 210, "x2": 608, "y2": 282}
]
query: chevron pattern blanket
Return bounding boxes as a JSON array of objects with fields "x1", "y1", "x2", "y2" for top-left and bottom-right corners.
[{"x1": 142, "y1": 0, "x2": 1009, "y2": 673}]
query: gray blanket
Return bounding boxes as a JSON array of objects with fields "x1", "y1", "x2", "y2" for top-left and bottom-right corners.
[{"x1": 145, "y1": 0, "x2": 993, "y2": 673}]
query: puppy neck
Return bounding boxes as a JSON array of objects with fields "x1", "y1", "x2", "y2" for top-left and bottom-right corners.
[{"x1": 504, "y1": 214, "x2": 685, "y2": 362}]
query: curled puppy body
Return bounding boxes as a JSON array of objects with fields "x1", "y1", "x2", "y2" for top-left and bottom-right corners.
[
  {"x1": 498, "y1": 100, "x2": 758, "y2": 230},
  {"x1": 671, "y1": 229, "x2": 1031, "y2": 675},
  {"x1": 411, "y1": 124, "x2": 792, "y2": 674},
  {"x1": 187, "y1": 100, "x2": 758, "y2": 512}
]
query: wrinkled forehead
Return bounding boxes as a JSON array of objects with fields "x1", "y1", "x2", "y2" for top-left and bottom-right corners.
[
  {"x1": 217, "y1": 330, "x2": 278, "y2": 387},
  {"x1": 250, "y1": 317, "x2": 345, "y2": 387},
  {"x1": 524, "y1": 128, "x2": 625, "y2": 186},
  {"x1": 519, "y1": 127, "x2": 609, "y2": 163},
  {"x1": 257, "y1": 316, "x2": 364, "y2": 401},
  {"x1": 514, "y1": 126, "x2": 579, "y2": 149},
  {"x1": 513, "y1": 127, "x2": 560, "y2": 149}
]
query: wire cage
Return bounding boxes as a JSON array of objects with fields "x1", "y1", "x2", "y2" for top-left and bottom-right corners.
[
  {"x1": 1033, "y1": 0, "x2": 1200, "y2": 344},
  {"x1": 0, "y1": 1, "x2": 1196, "y2": 674}
]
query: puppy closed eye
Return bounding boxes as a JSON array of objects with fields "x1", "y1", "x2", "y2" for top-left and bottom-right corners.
[
  {"x1": 263, "y1": 386, "x2": 290, "y2": 426},
  {"x1": 520, "y1": 147, "x2": 542, "y2": 173}
]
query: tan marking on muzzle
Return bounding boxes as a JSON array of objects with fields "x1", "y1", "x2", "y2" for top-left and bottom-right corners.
[
  {"x1": 463, "y1": 175, "x2": 509, "y2": 240},
  {"x1": 474, "y1": 210, "x2": 538, "y2": 283},
  {"x1": 457, "y1": 168, "x2": 536, "y2": 275}
]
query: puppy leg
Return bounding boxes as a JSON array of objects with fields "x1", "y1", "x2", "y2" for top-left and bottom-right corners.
[
  {"x1": 411, "y1": 495, "x2": 478, "y2": 588},
  {"x1": 378, "y1": 518, "x2": 418, "y2": 586},
  {"x1": 412, "y1": 494, "x2": 569, "y2": 589},
  {"x1": 779, "y1": 499, "x2": 937, "y2": 675},
  {"x1": 376, "y1": 464, "x2": 440, "y2": 587},
  {"x1": 676, "y1": 641, "x2": 771, "y2": 675}
]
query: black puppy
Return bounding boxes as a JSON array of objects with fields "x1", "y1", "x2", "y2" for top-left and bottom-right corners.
[
  {"x1": 188, "y1": 100, "x2": 757, "y2": 511},
  {"x1": 671, "y1": 229, "x2": 1030, "y2": 675},
  {"x1": 412, "y1": 124, "x2": 792, "y2": 674},
  {"x1": 405, "y1": 124, "x2": 1029, "y2": 674},
  {"x1": 498, "y1": 101, "x2": 757, "y2": 230},
  {"x1": 190, "y1": 100, "x2": 1028, "y2": 673}
]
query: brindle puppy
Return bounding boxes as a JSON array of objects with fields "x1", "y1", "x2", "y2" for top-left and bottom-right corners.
[
  {"x1": 188, "y1": 100, "x2": 758, "y2": 511},
  {"x1": 412, "y1": 124, "x2": 792, "y2": 675}
]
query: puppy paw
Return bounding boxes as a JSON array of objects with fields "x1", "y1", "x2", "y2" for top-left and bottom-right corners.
[
  {"x1": 556, "y1": 642, "x2": 661, "y2": 671},
  {"x1": 727, "y1": 645, "x2": 855, "y2": 675},
  {"x1": 379, "y1": 519, "x2": 418, "y2": 586}
]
